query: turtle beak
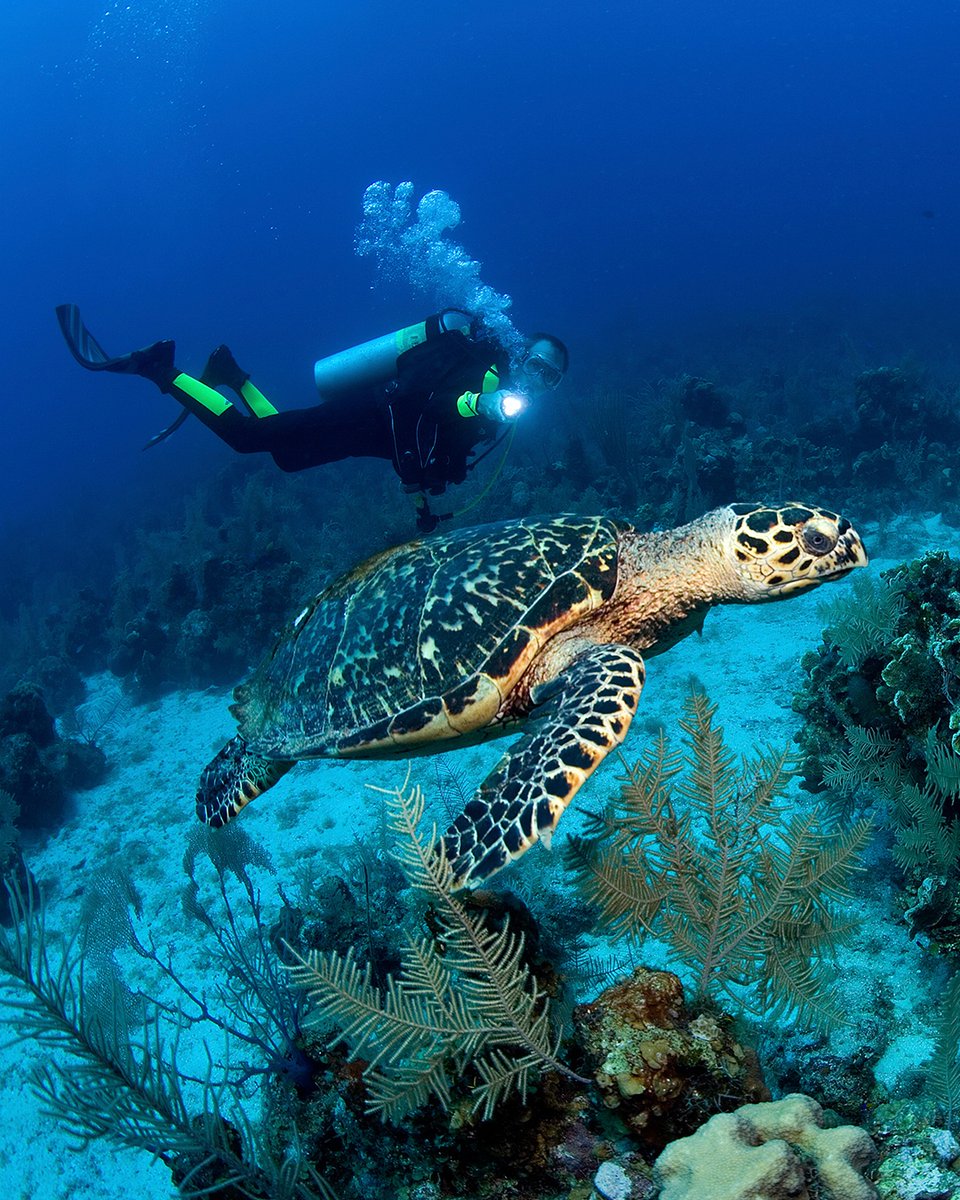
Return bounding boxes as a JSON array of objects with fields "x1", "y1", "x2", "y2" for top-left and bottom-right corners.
[
  {"x1": 819, "y1": 526, "x2": 869, "y2": 580},
  {"x1": 754, "y1": 522, "x2": 869, "y2": 600},
  {"x1": 778, "y1": 526, "x2": 867, "y2": 595}
]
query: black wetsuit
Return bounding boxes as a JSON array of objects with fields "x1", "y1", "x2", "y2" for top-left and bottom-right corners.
[{"x1": 183, "y1": 331, "x2": 508, "y2": 495}]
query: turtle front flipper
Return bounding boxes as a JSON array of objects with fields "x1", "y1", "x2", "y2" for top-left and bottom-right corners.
[
  {"x1": 196, "y1": 735, "x2": 296, "y2": 827},
  {"x1": 439, "y1": 643, "x2": 646, "y2": 888}
]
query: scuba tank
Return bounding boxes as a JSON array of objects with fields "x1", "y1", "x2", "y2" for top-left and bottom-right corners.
[{"x1": 313, "y1": 308, "x2": 473, "y2": 397}]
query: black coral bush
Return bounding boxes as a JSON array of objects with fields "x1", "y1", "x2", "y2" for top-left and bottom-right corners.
[
  {"x1": 567, "y1": 689, "x2": 871, "y2": 1029},
  {"x1": 287, "y1": 777, "x2": 584, "y2": 1122}
]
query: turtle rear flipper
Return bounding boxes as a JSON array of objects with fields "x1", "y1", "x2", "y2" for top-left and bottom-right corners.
[
  {"x1": 439, "y1": 643, "x2": 646, "y2": 888},
  {"x1": 196, "y1": 735, "x2": 296, "y2": 827}
]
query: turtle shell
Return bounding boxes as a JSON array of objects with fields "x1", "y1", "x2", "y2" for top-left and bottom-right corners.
[{"x1": 232, "y1": 515, "x2": 623, "y2": 760}]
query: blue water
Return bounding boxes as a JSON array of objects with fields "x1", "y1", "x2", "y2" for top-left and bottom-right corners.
[{"x1": 3, "y1": 0, "x2": 959, "y2": 576}]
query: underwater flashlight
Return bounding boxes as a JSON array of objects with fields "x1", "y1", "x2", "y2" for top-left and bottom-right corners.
[{"x1": 500, "y1": 392, "x2": 526, "y2": 419}]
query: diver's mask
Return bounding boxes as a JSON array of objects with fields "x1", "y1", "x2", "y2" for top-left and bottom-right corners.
[{"x1": 520, "y1": 353, "x2": 564, "y2": 395}]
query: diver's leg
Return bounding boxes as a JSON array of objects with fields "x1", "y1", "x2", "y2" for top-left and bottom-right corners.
[
  {"x1": 56, "y1": 306, "x2": 273, "y2": 452},
  {"x1": 151, "y1": 389, "x2": 383, "y2": 464},
  {"x1": 57, "y1": 308, "x2": 393, "y2": 470},
  {"x1": 164, "y1": 374, "x2": 293, "y2": 453},
  {"x1": 265, "y1": 400, "x2": 392, "y2": 471},
  {"x1": 179, "y1": 390, "x2": 396, "y2": 474},
  {"x1": 148, "y1": 366, "x2": 373, "y2": 464}
]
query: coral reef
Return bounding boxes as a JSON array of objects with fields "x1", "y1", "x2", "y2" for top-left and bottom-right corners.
[
  {"x1": 653, "y1": 1093, "x2": 878, "y2": 1200},
  {"x1": 773, "y1": 1030, "x2": 885, "y2": 1128},
  {"x1": 566, "y1": 355, "x2": 960, "y2": 531},
  {"x1": 8, "y1": 323, "x2": 960, "y2": 1194},
  {"x1": 0, "y1": 681, "x2": 106, "y2": 831},
  {"x1": 869, "y1": 1100, "x2": 960, "y2": 1200},
  {"x1": 795, "y1": 554, "x2": 960, "y2": 783},
  {"x1": 794, "y1": 552, "x2": 960, "y2": 952},
  {"x1": 0, "y1": 781, "x2": 623, "y2": 1200}
]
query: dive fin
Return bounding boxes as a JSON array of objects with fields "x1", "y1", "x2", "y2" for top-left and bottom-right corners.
[
  {"x1": 143, "y1": 409, "x2": 189, "y2": 450},
  {"x1": 56, "y1": 304, "x2": 115, "y2": 369},
  {"x1": 55, "y1": 303, "x2": 176, "y2": 387}
]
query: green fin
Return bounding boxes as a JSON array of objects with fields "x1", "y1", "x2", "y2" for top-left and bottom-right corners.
[{"x1": 240, "y1": 380, "x2": 278, "y2": 417}]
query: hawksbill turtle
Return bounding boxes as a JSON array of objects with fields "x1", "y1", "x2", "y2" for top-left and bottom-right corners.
[{"x1": 197, "y1": 503, "x2": 867, "y2": 887}]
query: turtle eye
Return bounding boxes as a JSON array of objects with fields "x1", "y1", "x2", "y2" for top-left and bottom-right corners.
[{"x1": 801, "y1": 519, "x2": 838, "y2": 556}]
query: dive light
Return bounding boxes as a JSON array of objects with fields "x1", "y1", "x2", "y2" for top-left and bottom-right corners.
[{"x1": 499, "y1": 392, "x2": 526, "y2": 419}]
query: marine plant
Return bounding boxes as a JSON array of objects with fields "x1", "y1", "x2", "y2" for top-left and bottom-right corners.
[
  {"x1": 567, "y1": 688, "x2": 871, "y2": 1028},
  {"x1": 287, "y1": 777, "x2": 586, "y2": 1122},
  {"x1": 60, "y1": 685, "x2": 131, "y2": 749},
  {"x1": 822, "y1": 732, "x2": 960, "y2": 942},
  {"x1": 889, "y1": 740, "x2": 960, "y2": 878},
  {"x1": 928, "y1": 971, "x2": 960, "y2": 1132},
  {"x1": 0, "y1": 864, "x2": 334, "y2": 1199},
  {"x1": 173, "y1": 824, "x2": 322, "y2": 1099},
  {"x1": 816, "y1": 571, "x2": 906, "y2": 671}
]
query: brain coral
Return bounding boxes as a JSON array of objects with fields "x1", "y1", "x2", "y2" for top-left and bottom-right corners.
[{"x1": 653, "y1": 1093, "x2": 877, "y2": 1200}]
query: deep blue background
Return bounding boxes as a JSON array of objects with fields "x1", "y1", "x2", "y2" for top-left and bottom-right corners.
[{"x1": 2, "y1": 0, "x2": 959, "y2": 561}]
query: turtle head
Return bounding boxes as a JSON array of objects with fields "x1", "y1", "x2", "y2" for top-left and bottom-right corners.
[{"x1": 724, "y1": 502, "x2": 868, "y2": 600}]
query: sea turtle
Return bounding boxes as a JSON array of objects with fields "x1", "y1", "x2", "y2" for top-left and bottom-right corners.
[{"x1": 197, "y1": 503, "x2": 867, "y2": 887}]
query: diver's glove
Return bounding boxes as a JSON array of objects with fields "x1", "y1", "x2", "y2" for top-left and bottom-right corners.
[{"x1": 457, "y1": 389, "x2": 527, "y2": 422}]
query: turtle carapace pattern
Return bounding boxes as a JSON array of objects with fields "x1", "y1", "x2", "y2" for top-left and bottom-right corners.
[{"x1": 196, "y1": 503, "x2": 867, "y2": 887}]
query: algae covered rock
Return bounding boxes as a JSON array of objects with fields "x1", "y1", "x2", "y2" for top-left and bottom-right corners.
[
  {"x1": 870, "y1": 1099, "x2": 960, "y2": 1200},
  {"x1": 653, "y1": 1093, "x2": 877, "y2": 1200},
  {"x1": 573, "y1": 967, "x2": 767, "y2": 1144}
]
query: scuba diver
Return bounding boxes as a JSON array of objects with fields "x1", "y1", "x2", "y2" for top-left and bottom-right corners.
[{"x1": 56, "y1": 305, "x2": 568, "y2": 532}]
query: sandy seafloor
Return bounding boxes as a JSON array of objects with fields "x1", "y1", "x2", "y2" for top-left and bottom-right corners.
[{"x1": 0, "y1": 511, "x2": 955, "y2": 1199}]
